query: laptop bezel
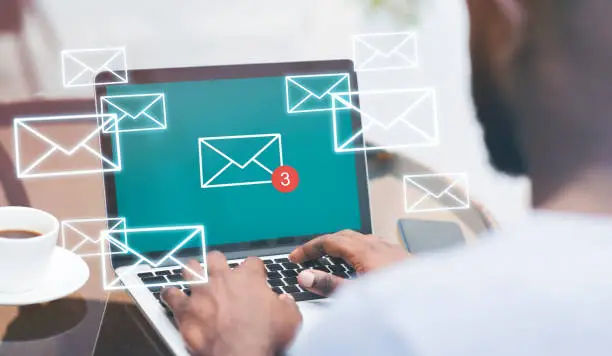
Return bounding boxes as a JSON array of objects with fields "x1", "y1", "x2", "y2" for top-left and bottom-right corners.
[{"x1": 96, "y1": 60, "x2": 372, "y2": 269}]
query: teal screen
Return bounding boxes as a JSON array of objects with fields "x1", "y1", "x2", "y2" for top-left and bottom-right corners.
[{"x1": 105, "y1": 76, "x2": 363, "y2": 253}]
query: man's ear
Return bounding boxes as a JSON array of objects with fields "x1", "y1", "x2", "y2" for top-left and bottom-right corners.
[{"x1": 468, "y1": 0, "x2": 526, "y2": 75}]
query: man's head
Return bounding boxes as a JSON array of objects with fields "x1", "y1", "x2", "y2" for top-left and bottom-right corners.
[{"x1": 466, "y1": 0, "x2": 612, "y2": 179}]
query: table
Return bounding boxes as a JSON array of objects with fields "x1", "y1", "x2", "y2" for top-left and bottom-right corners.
[{"x1": 0, "y1": 100, "x2": 494, "y2": 356}]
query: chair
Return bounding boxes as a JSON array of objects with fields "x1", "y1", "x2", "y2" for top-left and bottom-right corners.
[{"x1": 0, "y1": 0, "x2": 59, "y2": 96}]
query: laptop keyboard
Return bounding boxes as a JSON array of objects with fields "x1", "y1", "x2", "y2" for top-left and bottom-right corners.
[{"x1": 138, "y1": 256, "x2": 356, "y2": 309}]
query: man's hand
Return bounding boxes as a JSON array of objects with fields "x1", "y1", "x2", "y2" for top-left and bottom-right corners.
[
  {"x1": 290, "y1": 230, "x2": 409, "y2": 297},
  {"x1": 162, "y1": 252, "x2": 302, "y2": 356}
]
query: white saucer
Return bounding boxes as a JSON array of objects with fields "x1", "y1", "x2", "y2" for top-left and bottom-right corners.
[{"x1": 0, "y1": 247, "x2": 90, "y2": 306}]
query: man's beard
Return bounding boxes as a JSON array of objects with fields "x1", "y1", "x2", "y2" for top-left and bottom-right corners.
[{"x1": 471, "y1": 68, "x2": 528, "y2": 176}]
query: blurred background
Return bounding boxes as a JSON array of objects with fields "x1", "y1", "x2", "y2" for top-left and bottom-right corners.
[{"x1": 0, "y1": 0, "x2": 529, "y2": 226}]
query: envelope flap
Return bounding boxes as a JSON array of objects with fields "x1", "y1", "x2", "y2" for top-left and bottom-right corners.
[
  {"x1": 202, "y1": 135, "x2": 278, "y2": 167},
  {"x1": 64, "y1": 218, "x2": 125, "y2": 243},
  {"x1": 106, "y1": 227, "x2": 203, "y2": 267},
  {"x1": 406, "y1": 175, "x2": 464, "y2": 198},
  {"x1": 103, "y1": 94, "x2": 163, "y2": 119},
  {"x1": 64, "y1": 49, "x2": 124, "y2": 72},
  {"x1": 356, "y1": 33, "x2": 414, "y2": 55},
  {"x1": 290, "y1": 75, "x2": 348, "y2": 99},
  {"x1": 16, "y1": 116, "x2": 114, "y2": 154}
]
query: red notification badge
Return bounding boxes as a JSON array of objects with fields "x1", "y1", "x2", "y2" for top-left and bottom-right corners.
[{"x1": 272, "y1": 166, "x2": 299, "y2": 193}]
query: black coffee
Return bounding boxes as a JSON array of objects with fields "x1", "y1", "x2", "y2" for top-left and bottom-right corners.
[{"x1": 0, "y1": 229, "x2": 42, "y2": 239}]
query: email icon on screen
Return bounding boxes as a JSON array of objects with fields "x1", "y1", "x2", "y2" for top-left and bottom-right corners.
[
  {"x1": 62, "y1": 218, "x2": 127, "y2": 257},
  {"x1": 61, "y1": 47, "x2": 128, "y2": 87},
  {"x1": 332, "y1": 88, "x2": 439, "y2": 152},
  {"x1": 13, "y1": 114, "x2": 121, "y2": 179},
  {"x1": 285, "y1": 73, "x2": 352, "y2": 114},
  {"x1": 100, "y1": 225, "x2": 207, "y2": 290},
  {"x1": 403, "y1": 173, "x2": 470, "y2": 213},
  {"x1": 101, "y1": 93, "x2": 167, "y2": 133},
  {"x1": 353, "y1": 31, "x2": 419, "y2": 72},
  {"x1": 198, "y1": 134, "x2": 283, "y2": 189}
]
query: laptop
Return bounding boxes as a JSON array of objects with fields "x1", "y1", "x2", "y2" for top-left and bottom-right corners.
[{"x1": 97, "y1": 60, "x2": 372, "y2": 356}]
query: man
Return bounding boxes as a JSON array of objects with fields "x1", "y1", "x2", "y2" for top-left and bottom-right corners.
[{"x1": 163, "y1": 0, "x2": 612, "y2": 354}]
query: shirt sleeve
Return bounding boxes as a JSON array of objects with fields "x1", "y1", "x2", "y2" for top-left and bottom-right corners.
[{"x1": 287, "y1": 284, "x2": 410, "y2": 356}]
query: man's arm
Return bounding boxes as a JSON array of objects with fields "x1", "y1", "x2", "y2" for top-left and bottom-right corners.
[{"x1": 289, "y1": 280, "x2": 410, "y2": 356}]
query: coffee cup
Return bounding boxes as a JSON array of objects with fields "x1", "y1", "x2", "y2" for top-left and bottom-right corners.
[{"x1": 0, "y1": 206, "x2": 59, "y2": 293}]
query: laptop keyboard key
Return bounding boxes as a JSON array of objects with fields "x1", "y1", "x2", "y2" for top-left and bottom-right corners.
[
  {"x1": 281, "y1": 270, "x2": 298, "y2": 278},
  {"x1": 155, "y1": 270, "x2": 172, "y2": 276},
  {"x1": 328, "y1": 265, "x2": 345, "y2": 274},
  {"x1": 318, "y1": 258, "x2": 332, "y2": 266},
  {"x1": 282, "y1": 262, "x2": 299, "y2": 270},
  {"x1": 147, "y1": 285, "x2": 163, "y2": 293},
  {"x1": 142, "y1": 276, "x2": 167, "y2": 284},
  {"x1": 329, "y1": 257, "x2": 345, "y2": 265},
  {"x1": 263, "y1": 260, "x2": 273, "y2": 265},
  {"x1": 267, "y1": 271, "x2": 282, "y2": 279},
  {"x1": 138, "y1": 272, "x2": 154, "y2": 278},
  {"x1": 266, "y1": 264, "x2": 283, "y2": 272},
  {"x1": 283, "y1": 285, "x2": 300, "y2": 294},
  {"x1": 274, "y1": 258, "x2": 289, "y2": 263},
  {"x1": 228, "y1": 263, "x2": 239, "y2": 268},
  {"x1": 172, "y1": 269, "x2": 183, "y2": 274},
  {"x1": 291, "y1": 291, "x2": 325, "y2": 302},
  {"x1": 314, "y1": 266, "x2": 329, "y2": 272},
  {"x1": 283, "y1": 277, "x2": 298, "y2": 286},
  {"x1": 268, "y1": 279, "x2": 284, "y2": 287},
  {"x1": 301, "y1": 260, "x2": 316, "y2": 268},
  {"x1": 167, "y1": 274, "x2": 183, "y2": 283},
  {"x1": 272, "y1": 287, "x2": 283, "y2": 294}
]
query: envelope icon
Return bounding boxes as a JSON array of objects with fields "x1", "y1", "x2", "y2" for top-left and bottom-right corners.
[
  {"x1": 285, "y1": 73, "x2": 352, "y2": 114},
  {"x1": 61, "y1": 218, "x2": 127, "y2": 257},
  {"x1": 100, "y1": 225, "x2": 207, "y2": 290},
  {"x1": 198, "y1": 134, "x2": 283, "y2": 189},
  {"x1": 353, "y1": 31, "x2": 419, "y2": 72},
  {"x1": 101, "y1": 93, "x2": 167, "y2": 133},
  {"x1": 403, "y1": 173, "x2": 470, "y2": 213},
  {"x1": 13, "y1": 114, "x2": 121, "y2": 179},
  {"x1": 332, "y1": 88, "x2": 439, "y2": 152},
  {"x1": 61, "y1": 47, "x2": 128, "y2": 87}
]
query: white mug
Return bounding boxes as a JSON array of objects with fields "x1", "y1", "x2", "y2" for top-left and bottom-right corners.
[{"x1": 0, "y1": 206, "x2": 59, "y2": 293}]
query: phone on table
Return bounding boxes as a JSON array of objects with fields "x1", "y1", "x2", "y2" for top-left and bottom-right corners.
[{"x1": 398, "y1": 219, "x2": 466, "y2": 254}]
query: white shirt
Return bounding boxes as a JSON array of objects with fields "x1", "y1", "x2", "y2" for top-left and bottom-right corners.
[{"x1": 289, "y1": 212, "x2": 612, "y2": 355}]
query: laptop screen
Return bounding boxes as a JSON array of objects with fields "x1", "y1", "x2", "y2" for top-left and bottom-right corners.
[{"x1": 102, "y1": 69, "x2": 370, "y2": 261}]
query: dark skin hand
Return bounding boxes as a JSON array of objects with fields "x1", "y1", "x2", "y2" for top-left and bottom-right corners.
[
  {"x1": 162, "y1": 230, "x2": 408, "y2": 355},
  {"x1": 162, "y1": 252, "x2": 302, "y2": 356},
  {"x1": 290, "y1": 230, "x2": 410, "y2": 296}
]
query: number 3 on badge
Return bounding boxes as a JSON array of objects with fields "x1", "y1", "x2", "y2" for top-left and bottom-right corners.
[{"x1": 272, "y1": 166, "x2": 299, "y2": 193}]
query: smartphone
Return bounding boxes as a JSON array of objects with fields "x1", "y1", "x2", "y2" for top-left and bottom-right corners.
[{"x1": 398, "y1": 219, "x2": 465, "y2": 254}]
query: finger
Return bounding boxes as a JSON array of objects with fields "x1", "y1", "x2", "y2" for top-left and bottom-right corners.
[
  {"x1": 182, "y1": 260, "x2": 209, "y2": 294},
  {"x1": 161, "y1": 287, "x2": 189, "y2": 319},
  {"x1": 297, "y1": 269, "x2": 345, "y2": 297},
  {"x1": 278, "y1": 293, "x2": 299, "y2": 315},
  {"x1": 289, "y1": 234, "x2": 350, "y2": 263},
  {"x1": 240, "y1": 256, "x2": 266, "y2": 278},
  {"x1": 206, "y1": 251, "x2": 229, "y2": 277}
]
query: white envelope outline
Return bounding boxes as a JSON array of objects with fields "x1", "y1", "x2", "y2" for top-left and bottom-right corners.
[
  {"x1": 285, "y1": 73, "x2": 351, "y2": 113},
  {"x1": 61, "y1": 47, "x2": 128, "y2": 87},
  {"x1": 101, "y1": 93, "x2": 167, "y2": 133},
  {"x1": 61, "y1": 218, "x2": 127, "y2": 257},
  {"x1": 100, "y1": 226, "x2": 207, "y2": 290},
  {"x1": 198, "y1": 133, "x2": 283, "y2": 189},
  {"x1": 13, "y1": 114, "x2": 122, "y2": 179},
  {"x1": 403, "y1": 173, "x2": 470, "y2": 213},
  {"x1": 353, "y1": 31, "x2": 419, "y2": 72},
  {"x1": 331, "y1": 88, "x2": 439, "y2": 152}
]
